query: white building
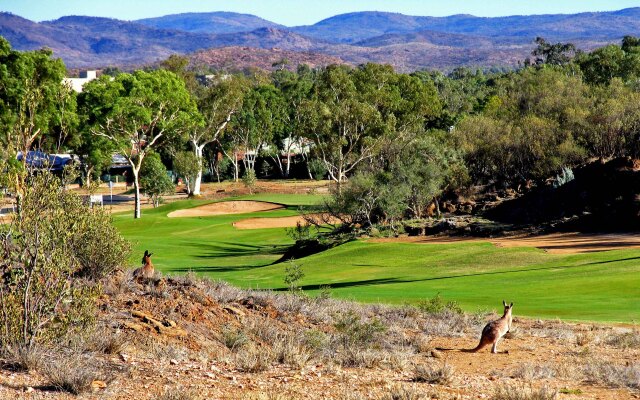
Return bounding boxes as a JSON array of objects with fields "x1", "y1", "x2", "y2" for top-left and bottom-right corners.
[{"x1": 63, "y1": 70, "x2": 98, "y2": 93}]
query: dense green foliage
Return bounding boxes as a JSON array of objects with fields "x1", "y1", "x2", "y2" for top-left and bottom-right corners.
[{"x1": 3, "y1": 35, "x2": 640, "y2": 220}]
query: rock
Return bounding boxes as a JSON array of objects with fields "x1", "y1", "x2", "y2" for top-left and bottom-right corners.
[
  {"x1": 91, "y1": 380, "x2": 107, "y2": 391},
  {"x1": 223, "y1": 305, "x2": 246, "y2": 318}
]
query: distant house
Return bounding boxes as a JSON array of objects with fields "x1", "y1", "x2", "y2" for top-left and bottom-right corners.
[{"x1": 63, "y1": 70, "x2": 98, "y2": 93}]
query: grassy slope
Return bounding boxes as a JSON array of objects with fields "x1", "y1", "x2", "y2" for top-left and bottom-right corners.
[{"x1": 114, "y1": 194, "x2": 640, "y2": 323}]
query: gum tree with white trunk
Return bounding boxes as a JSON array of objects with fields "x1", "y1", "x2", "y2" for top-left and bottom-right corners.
[
  {"x1": 83, "y1": 70, "x2": 199, "y2": 218},
  {"x1": 190, "y1": 75, "x2": 248, "y2": 195}
]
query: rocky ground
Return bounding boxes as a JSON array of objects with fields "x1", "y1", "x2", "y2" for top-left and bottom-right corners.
[{"x1": 0, "y1": 272, "x2": 638, "y2": 399}]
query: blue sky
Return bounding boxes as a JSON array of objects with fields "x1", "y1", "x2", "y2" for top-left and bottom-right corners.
[{"x1": 3, "y1": 0, "x2": 639, "y2": 25}]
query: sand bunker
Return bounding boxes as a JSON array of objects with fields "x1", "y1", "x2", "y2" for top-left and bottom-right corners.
[
  {"x1": 233, "y1": 214, "x2": 338, "y2": 230},
  {"x1": 371, "y1": 233, "x2": 640, "y2": 254},
  {"x1": 168, "y1": 201, "x2": 284, "y2": 218}
]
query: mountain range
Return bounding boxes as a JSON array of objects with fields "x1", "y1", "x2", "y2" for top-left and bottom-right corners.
[{"x1": 1, "y1": 8, "x2": 639, "y2": 72}]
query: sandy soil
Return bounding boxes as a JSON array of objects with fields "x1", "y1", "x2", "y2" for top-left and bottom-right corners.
[
  {"x1": 233, "y1": 214, "x2": 339, "y2": 230},
  {"x1": 167, "y1": 200, "x2": 284, "y2": 218},
  {"x1": 371, "y1": 232, "x2": 640, "y2": 254},
  {"x1": 1, "y1": 277, "x2": 637, "y2": 400}
]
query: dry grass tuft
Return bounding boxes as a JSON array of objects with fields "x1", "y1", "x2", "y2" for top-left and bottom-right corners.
[
  {"x1": 412, "y1": 362, "x2": 454, "y2": 384},
  {"x1": 379, "y1": 384, "x2": 424, "y2": 400},
  {"x1": 235, "y1": 344, "x2": 273, "y2": 372},
  {"x1": 2, "y1": 345, "x2": 44, "y2": 372},
  {"x1": 221, "y1": 325, "x2": 249, "y2": 351},
  {"x1": 491, "y1": 383, "x2": 557, "y2": 400},
  {"x1": 156, "y1": 386, "x2": 204, "y2": 400},
  {"x1": 41, "y1": 355, "x2": 112, "y2": 395},
  {"x1": 605, "y1": 331, "x2": 640, "y2": 349},
  {"x1": 513, "y1": 362, "x2": 556, "y2": 380},
  {"x1": 575, "y1": 330, "x2": 597, "y2": 346},
  {"x1": 83, "y1": 326, "x2": 128, "y2": 354},
  {"x1": 583, "y1": 361, "x2": 640, "y2": 389}
]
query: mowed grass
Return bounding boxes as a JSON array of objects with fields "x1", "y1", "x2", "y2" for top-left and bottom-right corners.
[{"x1": 113, "y1": 194, "x2": 640, "y2": 323}]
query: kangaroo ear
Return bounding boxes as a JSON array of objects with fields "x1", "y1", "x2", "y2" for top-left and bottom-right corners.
[
  {"x1": 148, "y1": 252, "x2": 153, "y2": 257},
  {"x1": 510, "y1": 302, "x2": 514, "y2": 307},
  {"x1": 503, "y1": 300, "x2": 507, "y2": 307},
  {"x1": 144, "y1": 250, "x2": 149, "y2": 256}
]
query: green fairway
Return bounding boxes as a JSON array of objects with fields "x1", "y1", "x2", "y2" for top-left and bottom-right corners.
[{"x1": 114, "y1": 194, "x2": 640, "y2": 323}]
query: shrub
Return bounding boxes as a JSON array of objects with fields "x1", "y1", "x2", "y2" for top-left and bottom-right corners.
[
  {"x1": 416, "y1": 293, "x2": 463, "y2": 315},
  {"x1": 140, "y1": 152, "x2": 175, "y2": 207},
  {"x1": 242, "y1": 169, "x2": 257, "y2": 194},
  {"x1": 333, "y1": 311, "x2": 387, "y2": 348},
  {"x1": 221, "y1": 325, "x2": 249, "y2": 351},
  {"x1": 283, "y1": 260, "x2": 305, "y2": 292},
  {"x1": 0, "y1": 172, "x2": 127, "y2": 349}
]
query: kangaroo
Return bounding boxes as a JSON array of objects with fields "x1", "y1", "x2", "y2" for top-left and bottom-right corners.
[
  {"x1": 464, "y1": 300, "x2": 514, "y2": 354},
  {"x1": 133, "y1": 250, "x2": 155, "y2": 280}
]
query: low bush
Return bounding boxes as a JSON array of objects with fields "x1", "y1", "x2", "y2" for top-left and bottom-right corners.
[{"x1": 0, "y1": 171, "x2": 130, "y2": 350}]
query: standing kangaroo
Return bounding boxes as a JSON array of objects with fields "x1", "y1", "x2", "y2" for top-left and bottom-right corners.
[
  {"x1": 465, "y1": 300, "x2": 514, "y2": 354},
  {"x1": 133, "y1": 250, "x2": 155, "y2": 280}
]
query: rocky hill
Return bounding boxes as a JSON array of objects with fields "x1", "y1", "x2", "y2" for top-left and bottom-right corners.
[
  {"x1": 1, "y1": 8, "x2": 638, "y2": 70},
  {"x1": 137, "y1": 11, "x2": 284, "y2": 34},
  {"x1": 0, "y1": 272, "x2": 636, "y2": 399},
  {"x1": 290, "y1": 8, "x2": 640, "y2": 43},
  {"x1": 190, "y1": 46, "x2": 346, "y2": 72}
]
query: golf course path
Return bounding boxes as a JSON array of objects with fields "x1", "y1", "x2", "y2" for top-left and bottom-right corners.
[
  {"x1": 167, "y1": 200, "x2": 284, "y2": 218},
  {"x1": 371, "y1": 232, "x2": 640, "y2": 254}
]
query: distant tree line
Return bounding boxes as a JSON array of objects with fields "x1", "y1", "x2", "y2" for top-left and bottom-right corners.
[{"x1": 2, "y1": 35, "x2": 640, "y2": 221}]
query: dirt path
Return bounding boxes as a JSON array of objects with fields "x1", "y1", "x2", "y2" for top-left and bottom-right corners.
[
  {"x1": 370, "y1": 232, "x2": 640, "y2": 254},
  {"x1": 167, "y1": 200, "x2": 284, "y2": 218}
]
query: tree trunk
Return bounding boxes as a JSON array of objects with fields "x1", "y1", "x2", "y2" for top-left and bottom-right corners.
[
  {"x1": 133, "y1": 169, "x2": 141, "y2": 219},
  {"x1": 192, "y1": 144, "x2": 204, "y2": 196},
  {"x1": 233, "y1": 151, "x2": 239, "y2": 182},
  {"x1": 285, "y1": 151, "x2": 291, "y2": 178}
]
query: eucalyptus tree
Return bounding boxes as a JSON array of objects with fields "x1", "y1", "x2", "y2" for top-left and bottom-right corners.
[
  {"x1": 301, "y1": 65, "x2": 383, "y2": 192},
  {"x1": 302, "y1": 64, "x2": 441, "y2": 192},
  {"x1": 82, "y1": 70, "x2": 199, "y2": 218},
  {"x1": 0, "y1": 37, "x2": 77, "y2": 193},
  {"x1": 228, "y1": 84, "x2": 286, "y2": 175},
  {"x1": 272, "y1": 65, "x2": 315, "y2": 178},
  {"x1": 189, "y1": 74, "x2": 247, "y2": 195}
]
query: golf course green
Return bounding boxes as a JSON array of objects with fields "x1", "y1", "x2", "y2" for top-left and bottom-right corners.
[{"x1": 113, "y1": 193, "x2": 640, "y2": 323}]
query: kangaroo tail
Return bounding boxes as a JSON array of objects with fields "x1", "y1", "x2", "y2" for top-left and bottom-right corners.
[{"x1": 461, "y1": 341, "x2": 486, "y2": 353}]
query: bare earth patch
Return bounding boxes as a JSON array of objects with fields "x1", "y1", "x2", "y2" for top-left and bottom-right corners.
[
  {"x1": 233, "y1": 214, "x2": 339, "y2": 230},
  {"x1": 371, "y1": 232, "x2": 640, "y2": 254},
  {"x1": 167, "y1": 201, "x2": 284, "y2": 218}
]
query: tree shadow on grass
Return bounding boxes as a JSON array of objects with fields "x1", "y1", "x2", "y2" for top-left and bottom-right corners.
[
  {"x1": 272, "y1": 262, "x2": 605, "y2": 292},
  {"x1": 188, "y1": 241, "x2": 290, "y2": 259},
  {"x1": 583, "y1": 256, "x2": 640, "y2": 265}
]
